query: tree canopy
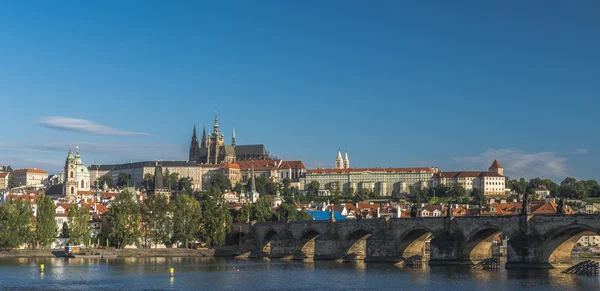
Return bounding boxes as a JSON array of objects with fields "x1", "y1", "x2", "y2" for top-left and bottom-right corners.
[
  {"x1": 107, "y1": 190, "x2": 142, "y2": 248},
  {"x1": 35, "y1": 194, "x2": 56, "y2": 249}
]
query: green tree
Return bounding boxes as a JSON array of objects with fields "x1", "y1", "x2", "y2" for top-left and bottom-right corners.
[
  {"x1": 116, "y1": 173, "x2": 132, "y2": 188},
  {"x1": 342, "y1": 187, "x2": 355, "y2": 198},
  {"x1": 167, "y1": 172, "x2": 179, "y2": 190},
  {"x1": 142, "y1": 173, "x2": 154, "y2": 190},
  {"x1": 207, "y1": 172, "x2": 231, "y2": 192},
  {"x1": 275, "y1": 204, "x2": 310, "y2": 222},
  {"x1": 282, "y1": 178, "x2": 292, "y2": 196},
  {"x1": 199, "y1": 188, "x2": 231, "y2": 247},
  {"x1": 355, "y1": 189, "x2": 370, "y2": 203},
  {"x1": 171, "y1": 192, "x2": 202, "y2": 248},
  {"x1": 233, "y1": 182, "x2": 243, "y2": 194},
  {"x1": 449, "y1": 185, "x2": 466, "y2": 198},
  {"x1": 0, "y1": 199, "x2": 33, "y2": 250},
  {"x1": 35, "y1": 194, "x2": 57, "y2": 249},
  {"x1": 250, "y1": 197, "x2": 274, "y2": 222},
  {"x1": 107, "y1": 190, "x2": 142, "y2": 248},
  {"x1": 7, "y1": 176, "x2": 17, "y2": 189},
  {"x1": 233, "y1": 204, "x2": 251, "y2": 223},
  {"x1": 471, "y1": 188, "x2": 485, "y2": 204},
  {"x1": 61, "y1": 222, "x2": 70, "y2": 238},
  {"x1": 142, "y1": 194, "x2": 172, "y2": 248},
  {"x1": 97, "y1": 175, "x2": 113, "y2": 188},
  {"x1": 177, "y1": 177, "x2": 193, "y2": 193},
  {"x1": 68, "y1": 203, "x2": 91, "y2": 246},
  {"x1": 306, "y1": 181, "x2": 320, "y2": 198}
]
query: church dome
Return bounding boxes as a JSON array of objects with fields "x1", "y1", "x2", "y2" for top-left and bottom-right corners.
[{"x1": 77, "y1": 164, "x2": 89, "y2": 174}]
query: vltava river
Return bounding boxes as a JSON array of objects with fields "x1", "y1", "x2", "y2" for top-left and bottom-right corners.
[{"x1": 0, "y1": 257, "x2": 598, "y2": 290}]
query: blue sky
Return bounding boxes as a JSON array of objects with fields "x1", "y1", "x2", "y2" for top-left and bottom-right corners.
[{"x1": 0, "y1": 0, "x2": 598, "y2": 181}]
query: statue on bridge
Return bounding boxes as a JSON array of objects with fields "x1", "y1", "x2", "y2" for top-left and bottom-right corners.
[
  {"x1": 410, "y1": 204, "x2": 418, "y2": 218},
  {"x1": 558, "y1": 198, "x2": 565, "y2": 215},
  {"x1": 521, "y1": 192, "x2": 531, "y2": 216}
]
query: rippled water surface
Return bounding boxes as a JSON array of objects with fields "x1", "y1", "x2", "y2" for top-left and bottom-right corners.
[{"x1": 0, "y1": 257, "x2": 599, "y2": 290}]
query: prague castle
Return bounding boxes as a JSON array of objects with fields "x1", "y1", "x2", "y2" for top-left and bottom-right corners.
[{"x1": 188, "y1": 116, "x2": 271, "y2": 164}]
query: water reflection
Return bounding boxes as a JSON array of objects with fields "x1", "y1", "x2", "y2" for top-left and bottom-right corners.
[{"x1": 0, "y1": 257, "x2": 598, "y2": 290}]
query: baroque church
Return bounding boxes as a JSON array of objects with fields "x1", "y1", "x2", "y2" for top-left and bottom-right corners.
[
  {"x1": 63, "y1": 146, "x2": 91, "y2": 201},
  {"x1": 189, "y1": 116, "x2": 271, "y2": 164}
]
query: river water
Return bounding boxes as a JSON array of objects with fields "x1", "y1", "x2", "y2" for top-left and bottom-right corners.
[{"x1": 0, "y1": 257, "x2": 598, "y2": 290}]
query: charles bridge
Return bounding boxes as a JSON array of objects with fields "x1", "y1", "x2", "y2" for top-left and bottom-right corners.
[{"x1": 228, "y1": 214, "x2": 600, "y2": 269}]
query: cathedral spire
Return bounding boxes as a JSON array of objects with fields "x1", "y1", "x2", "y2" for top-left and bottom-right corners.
[
  {"x1": 189, "y1": 124, "x2": 200, "y2": 162},
  {"x1": 232, "y1": 127, "x2": 236, "y2": 147},
  {"x1": 201, "y1": 126, "x2": 207, "y2": 148},
  {"x1": 251, "y1": 161, "x2": 256, "y2": 192}
]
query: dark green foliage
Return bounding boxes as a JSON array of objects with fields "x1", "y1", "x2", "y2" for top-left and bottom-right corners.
[
  {"x1": 171, "y1": 192, "x2": 202, "y2": 248},
  {"x1": 35, "y1": 194, "x2": 57, "y2": 249},
  {"x1": 142, "y1": 194, "x2": 172, "y2": 248},
  {"x1": 0, "y1": 199, "x2": 33, "y2": 250},
  {"x1": 107, "y1": 190, "x2": 142, "y2": 248},
  {"x1": 250, "y1": 197, "x2": 274, "y2": 222},
  {"x1": 198, "y1": 188, "x2": 231, "y2": 247},
  {"x1": 97, "y1": 175, "x2": 113, "y2": 188},
  {"x1": 62, "y1": 222, "x2": 70, "y2": 238},
  {"x1": 68, "y1": 203, "x2": 91, "y2": 245},
  {"x1": 207, "y1": 172, "x2": 231, "y2": 192},
  {"x1": 233, "y1": 204, "x2": 251, "y2": 224},
  {"x1": 116, "y1": 173, "x2": 132, "y2": 188}
]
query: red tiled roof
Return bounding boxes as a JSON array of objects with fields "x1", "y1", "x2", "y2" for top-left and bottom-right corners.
[
  {"x1": 307, "y1": 167, "x2": 435, "y2": 174},
  {"x1": 280, "y1": 161, "x2": 306, "y2": 169},
  {"x1": 0, "y1": 173, "x2": 9, "y2": 178},
  {"x1": 438, "y1": 171, "x2": 503, "y2": 178},
  {"x1": 221, "y1": 163, "x2": 240, "y2": 169},
  {"x1": 236, "y1": 160, "x2": 282, "y2": 171},
  {"x1": 12, "y1": 168, "x2": 47, "y2": 174},
  {"x1": 490, "y1": 159, "x2": 502, "y2": 168}
]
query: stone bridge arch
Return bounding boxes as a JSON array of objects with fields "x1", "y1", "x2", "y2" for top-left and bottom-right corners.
[
  {"x1": 395, "y1": 225, "x2": 436, "y2": 260},
  {"x1": 540, "y1": 222, "x2": 600, "y2": 268},
  {"x1": 294, "y1": 228, "x2": 323, "y2": 259}
]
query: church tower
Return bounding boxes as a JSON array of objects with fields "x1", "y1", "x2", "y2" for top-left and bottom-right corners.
[
  {"x1": 232, "y1": 127, "x2": 236, "y2": 147},
  {"x1": 335, "y1": 150, "x2": 343, "y2": 169},
  {"x1": 489, "y1": 159, "x2": 504, "y2": 176},
  {"x1": 189, "y1": 124, "x2": 200, "y2": 162},
  {"x1": 343, "y1": 152, "x2": 350, "y2": 169},
  {"x1": 64, "y1": 145, "x2": 78, "y2": 198}
]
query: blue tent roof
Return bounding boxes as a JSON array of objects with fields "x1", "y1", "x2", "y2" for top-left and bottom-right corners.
[{"x1": 305, "y1": 210, "x2": 346, "y2": 220}]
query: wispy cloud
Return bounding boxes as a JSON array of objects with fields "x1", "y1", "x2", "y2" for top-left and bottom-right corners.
[
  {"x1": 454, "y1": 148, "x2": 569, "y2": 179},
  {"x1": 569, "y1": 149, "x2": 588, "y2": 155},
  {"x1": 37, "y1": 116, "x2": 149, "y2": 136}
]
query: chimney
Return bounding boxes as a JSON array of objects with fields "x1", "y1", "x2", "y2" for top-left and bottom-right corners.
[
  {"x1": 355, "y1": 202, "x2": 358, "y2": 208},
  {"x1": 490, "y1": 198, "x2": 495, "y2": 204},
  {"x1": 466, "y1": 205, "x2": 469, "y2": 209},
  {"x1": 396, "y1": 206, "x2": 401, "y2": 218},
  {"x1": 377, "y1": 207, "x2": 381, "y2": 218},
  {"x1": 513, "y1": 199, "x2": 517, "y2": 203}
]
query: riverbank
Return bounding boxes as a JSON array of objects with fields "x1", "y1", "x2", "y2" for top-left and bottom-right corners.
[{"x1": 0, "y1": 248, "x2": 216, "y2": 258}]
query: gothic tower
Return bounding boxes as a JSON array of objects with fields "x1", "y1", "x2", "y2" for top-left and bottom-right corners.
[
  {"x1": 343, "y1": 152, "x2": 350, "y2": 169},
  {"x1": 189, "y1": 124, "x2": 200, "y2": 161},
  {"x1": 201, "y1": 126, "x2": 207, "y2": 148},
  {"x1": 335, "y1": 150, "x2": 343, "y2": 169}
]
